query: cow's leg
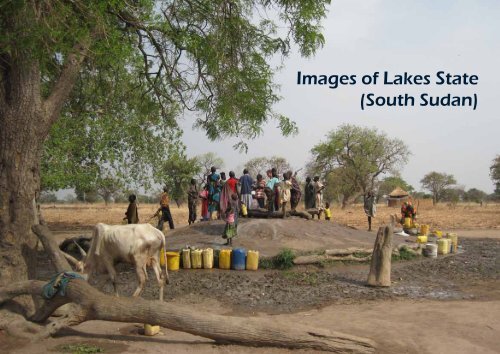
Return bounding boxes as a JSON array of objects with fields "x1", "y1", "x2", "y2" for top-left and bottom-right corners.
[
  {"x1": 132, "y1": 256, "x2": 147, "y2": 298},
  {"x1": 151, "y1": 257, "x2": 164, "y2": 301},
  {"x1": 103, "y1": 260, "x2": 119, "y2": 297}
]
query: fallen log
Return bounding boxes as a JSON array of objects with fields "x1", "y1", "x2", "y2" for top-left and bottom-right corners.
[
  {"x1": 325, "y1": 248, "x2": 373, "y2": 256},
  {"x1": 367, "y1": 225, "x2": 393, "y2": 287},
  {"x1": 294, "y1": 253, "x2": 371, "y2": 265}
]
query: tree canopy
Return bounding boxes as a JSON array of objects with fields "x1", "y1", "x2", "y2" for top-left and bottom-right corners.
[
  {"x1": 309, "y1": 124, "x2": 410, "y2": 206},
  {"x1": 244, "y1": 156, "x2": 293, "y2": 177},
  {"x1": 420, "y1": 172, "x2": 457, "y2": 205},
  {"x1": 2, "y1": 0, "x2": 331, "y2": 196},
  {"x1": 195, "y1": 152, "x2": 225, "y2": 185}
]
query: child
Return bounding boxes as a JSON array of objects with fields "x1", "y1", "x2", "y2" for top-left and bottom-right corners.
[
  {"x1": 324, "y1": 202, "x2": 332, "y2": 221},
  {"x1": 222, "y1": 201, "x2": 237, "y2": 245}
]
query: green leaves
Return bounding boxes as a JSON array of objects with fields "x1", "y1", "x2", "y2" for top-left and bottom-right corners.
[
  {"x1": 3, "y1": 0, "x2": 331, "y2": 194},
  {"x1": 420, "y1": 172, "x2": 457, "y2": 205}
]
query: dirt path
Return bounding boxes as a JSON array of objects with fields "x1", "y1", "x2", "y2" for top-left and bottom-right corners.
[{"x1": 4, "y1": 297, "x2": 499, "y2": 354}]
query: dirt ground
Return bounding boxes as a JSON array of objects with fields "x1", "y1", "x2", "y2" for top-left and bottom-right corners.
[
  {"x1": 2, "y1": 204, "x2": 500, "y2": 354},
  {"x1": 41, "y1": 200, "x2": 500, "y2": 230}
]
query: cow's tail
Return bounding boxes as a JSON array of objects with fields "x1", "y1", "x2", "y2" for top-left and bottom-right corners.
[{"x1": 160, "y1": 230, "x2": 169, "y2": 285}]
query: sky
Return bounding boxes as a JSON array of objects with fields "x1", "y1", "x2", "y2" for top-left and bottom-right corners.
[{"x1": 179, "y1": 0, "x2": 500, "y2": 193}]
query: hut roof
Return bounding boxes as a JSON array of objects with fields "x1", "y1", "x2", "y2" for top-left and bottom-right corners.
[{"x1": 388, "y1": 187, "x2": 409, "y2": 198}]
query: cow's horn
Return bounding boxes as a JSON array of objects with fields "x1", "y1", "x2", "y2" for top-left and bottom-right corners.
[{"x1": 74, "y1": 240, "x2": 87, "y2": 257}]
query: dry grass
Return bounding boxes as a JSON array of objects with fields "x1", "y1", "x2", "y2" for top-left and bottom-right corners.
[
  {"x1": 41, "y1": 200, "x2": 500, "y2": 231},
  {"x1": 332, "y1": 200, "x2": 500, "y2": 231},
  {"x1": 42, "y1": 203, "x2": 188, "y2": 229}
]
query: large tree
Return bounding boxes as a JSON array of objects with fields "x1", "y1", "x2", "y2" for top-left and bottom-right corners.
[
  {"x1": 0, "y1": 0, "x2": 337, "y2": 344},
  {"x1": 0, "y1": 0, "x2": 329, "y2": 289},
  {"x1": 310, "y1": 124, "x2": 410, "y2": 207},
  {"x1": 420, "y1": 172, "x2": 457, "y2": 205}
]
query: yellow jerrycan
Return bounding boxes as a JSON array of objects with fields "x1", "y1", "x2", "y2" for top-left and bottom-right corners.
[
  {"x1": 219, "y1": 249, "x2": 232, "y2": 269},
  {"x1": 246, "y1": 250, "x2": 259, "y2": 270},
  {"x1": 182, "y1": 248, "x2": 191, "y2": 269},
  {"x1": 166, "y1": 251, "x2": 180, "y2": 271},
  {"x1": 191, "y1": 249, "x2": 203, "y2": 269},
  {"x1": 202, "y1": 248, "x2": 214, "y2": 269}
]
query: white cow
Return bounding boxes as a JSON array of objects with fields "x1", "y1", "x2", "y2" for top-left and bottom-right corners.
[{"x1": 76, "y1": 223, "x2": 169, "y2": 301}]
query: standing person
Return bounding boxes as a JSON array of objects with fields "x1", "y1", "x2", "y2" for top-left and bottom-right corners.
[
  {"x1": 199, "y1": 184, "x2": 209, "y2": 221},
  {"x1": 157, "y1": 187, "x2": 175, "y2": 231},
  {"x1": 222, "y1": 198, "x2": 237, "y2": 245},
  {"x1": 255, "y1": 174, "x2": 266, "y2": 209},
  {"x1": 289, "y1": 171, "x2": 302, "y2": 211},
  {"x1": 313, "y1": 176, "x2": 325, "y2": 219},
  {"x1": 272, "y1": 168, "x2": 281, "y2": 212},
  {"x1": 226, "y1": 171, "x2": 239, "y2": 195},
  {"x1": 280, "y1": 172, "x2": 292, "y2": 218},
  {"x1": 123, "y1": 194, "x2": 139, "y2": 224},
  {"x1": 304, "y1": 176, "x2": 316, "y2": 210},
  {"x1": 219, "y1": 172, "x2": 227, "y2": 186},
  {"x1": 364, "y1": 191, "x2": 377, "y2": 231},
  {"x1": 187, "y1": 178, "x2": 198, "y2": 225},
  {"x1": 207, "y1": 167, "x2": 220, "y2": 220},
  {"x1": 239, "y1": 169, "x2": 253, "y2": 210},
  {"x1": 219, "y1": 181, "x2": 233, "y2": 220},
  {"x1": 324, "y1": 202, "x2": 332, "y2": 221},
  {"x1": 265, "y1": 169, "x2": 279, "y2": 212}
]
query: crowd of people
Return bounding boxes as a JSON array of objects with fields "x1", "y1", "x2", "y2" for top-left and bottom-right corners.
[
  {"x1": 124, "y1": 167, "x2": 330, "y2": 243},
  {"x1": 123, "y1": 172, "x2": 419, "y2": 237}
]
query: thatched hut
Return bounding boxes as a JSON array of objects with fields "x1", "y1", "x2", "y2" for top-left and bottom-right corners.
[{"x1": 386, "y1": 187, "x2": 409, "y2": 207}]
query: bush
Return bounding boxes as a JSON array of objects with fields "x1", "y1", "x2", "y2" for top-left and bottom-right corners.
[{"x1": 259, "y1": 248, "x2": 296, "y2": 270}]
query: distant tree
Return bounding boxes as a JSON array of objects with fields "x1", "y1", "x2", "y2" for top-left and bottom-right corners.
[
  {"x1": 464, "y1": 188, "x2": 488, "y2": 205},
  {"x1": 420, "y1": 172, "x2": 457, "y2": 205},
  {"x1": 75, "y1": 186, "x2": 101, "y2": 204},
  {"x1": 195, "y1": 152, "x2": 224, "y2": 185},
  {"x1": 158, "y1": 153, "x2": 201, "y2": 206},
  {"x1": 376, "y1": 176, "x2": 414, "y2": 200},
  {"x1": 39, "y1": 192, "x2": 58, "y2": 204},
  {"x1": 96, "y1": 176, "x2": 123, "y2": 205},
  {"x1": 310, "y1": 125, "x2": 410, "y2": 207},
  {"x1": 441, "y1": 185, "x2": 465, "y2": 206},
  {"x1": 245, "y1": 156, "x2": 293, "y2": 177},
  {"x1": 490, "y1": 155, "x2": 500, "y2": 196},
  {"x1": 323, "y1": 168, "x2": 360, "y2": 208}
]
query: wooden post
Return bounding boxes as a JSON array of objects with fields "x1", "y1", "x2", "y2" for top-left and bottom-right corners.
[{"x1": 367, "y1": 225, "x2": 393, "y2": 287}]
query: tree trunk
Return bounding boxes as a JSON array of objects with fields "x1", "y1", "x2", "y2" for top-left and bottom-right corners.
[
  {"x1": 366, "y1": 225, "x2": 393, "y2": 287},
  {"x1": 0, "y1": 59, "x2": 46, "y2": 309}
]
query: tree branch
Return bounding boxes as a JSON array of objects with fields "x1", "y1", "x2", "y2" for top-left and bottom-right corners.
[{"x1": 44, "y1": 41, "x2": 90, "y2": 127}]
